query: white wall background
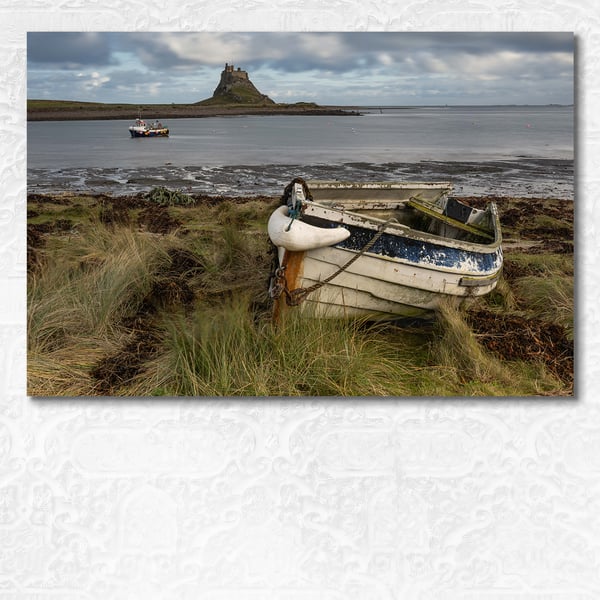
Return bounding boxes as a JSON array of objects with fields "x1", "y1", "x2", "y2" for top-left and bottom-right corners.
[{"x1": 2, "y1": 2, "x2": 598, "y2": 598}]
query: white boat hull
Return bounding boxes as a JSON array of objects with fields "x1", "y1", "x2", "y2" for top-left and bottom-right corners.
[
  {"x1": 129, "y1": 126, "x2": 169, "y2": 137},
  {"x1": 268, "y1": 179, "x2": 503, "y2": 319},
  {"x1": 288, "y1": 244, "x2": 500, "y2": 319}
]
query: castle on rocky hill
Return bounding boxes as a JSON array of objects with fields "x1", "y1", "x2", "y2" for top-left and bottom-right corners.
[
  {"x1": 222, "y1": 63, "x2": 249, "y2": 82},
  {"x1": 211, "y1": 63, "x2": 274, "y2": 104}
]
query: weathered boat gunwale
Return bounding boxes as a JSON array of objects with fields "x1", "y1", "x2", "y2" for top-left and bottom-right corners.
[
  {"x1": 302, "y1": 200, "x2": 502, "y2": 254},
  {"x1": 305, "y1": 179, "x2": 454, "y2": 193},
  {"x1": 303, "y1": 179, "x2": 502, "y2": 250},
  {"x1": 313, "y1": 224, "x2": 503, "y2": 277}
]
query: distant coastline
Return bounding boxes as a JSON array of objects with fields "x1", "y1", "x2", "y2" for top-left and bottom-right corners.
[
  {"x1": 27, "y1": 100, "x2": 361, "y2": 121},
  {"x1": 27, "y1": 100, "x2": 572, "y2": 122}
]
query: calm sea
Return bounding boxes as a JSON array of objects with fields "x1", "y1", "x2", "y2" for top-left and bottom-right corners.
[{"x1": 27, "y1": 105, "x2": 574, "y2": 198}]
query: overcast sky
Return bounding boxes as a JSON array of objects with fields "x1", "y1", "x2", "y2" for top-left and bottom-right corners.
[{"x1": 27, "y1": 32, "x2": 574, "y2": 106}]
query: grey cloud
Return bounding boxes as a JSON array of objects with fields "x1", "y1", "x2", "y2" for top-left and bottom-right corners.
[
  {"x1": 27, "y1": 32, "x2": 115, "y2": 67},
  {"x1": 29, "y1": 31, "x2": 573, "y2": 75},
  {"x1": 27, "y1": 32, "x2": 574, "y2": 105}
]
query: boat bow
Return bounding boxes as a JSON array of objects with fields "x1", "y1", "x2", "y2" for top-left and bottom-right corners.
[{"x1": 268, "y1": 205, "x2": 350, "y2": 251}]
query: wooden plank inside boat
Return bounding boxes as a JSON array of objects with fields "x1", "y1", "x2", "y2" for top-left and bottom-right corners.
[{"x1": 406, "y1": 197, "x2": 494, "y2": 240}]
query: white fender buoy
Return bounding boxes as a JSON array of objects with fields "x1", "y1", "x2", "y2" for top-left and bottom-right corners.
[{"x1": 268, "y1": 205, "x2": 350, "y2": 252}]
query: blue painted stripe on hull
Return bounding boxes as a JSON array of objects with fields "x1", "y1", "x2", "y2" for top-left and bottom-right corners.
[{"x1": 305, "y1": 218, "x2": 502, "y2": 274}]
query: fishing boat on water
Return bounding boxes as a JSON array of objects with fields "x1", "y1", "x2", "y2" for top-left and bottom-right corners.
[
  {"x1": 128, "y1": 116, "x2": 169, "y2": 137},
  {"x1": 268, "y1": 178, "x2": 503, "y2": 319}
]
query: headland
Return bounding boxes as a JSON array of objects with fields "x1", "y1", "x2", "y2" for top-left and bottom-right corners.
[
  {"x1": 27, "y1": 100, "x2": 360, "y2": 121},
  {"x1": 28, "y1": 63, "x2": 360, "y2": 121}
]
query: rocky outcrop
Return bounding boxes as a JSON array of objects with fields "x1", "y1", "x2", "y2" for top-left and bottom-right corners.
[{"x1": 199, "y1": 63, "x2": 274, "y2": 105}]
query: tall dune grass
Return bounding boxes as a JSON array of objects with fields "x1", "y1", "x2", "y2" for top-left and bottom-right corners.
[
  {"x1": 28, "y1": 194, "x2": 574, "y2": 397},
  {"x1": 29, "y1": 226, "x2": 170, "y2": 347},
  {"x1": 514, "y1": 275, "x2": 574, "y2": 339},
  {"x1": 430, "y1": 298, "x2": 515, "y2": 392},
  {"x1": 145, "y1": 296, "x2": 417, "y2": 396},
  {"x1": 28, "y1": 223, "x2": 183, "y2": 394}
]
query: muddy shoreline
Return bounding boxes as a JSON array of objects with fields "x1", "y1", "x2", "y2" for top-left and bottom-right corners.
[{"x1": 27, "y1": 159, "x2": 574, "y2": 200}]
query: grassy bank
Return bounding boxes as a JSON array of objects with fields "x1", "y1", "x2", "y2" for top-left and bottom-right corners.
[
  {"x1": 27, "y1": 190, "x2": 574, "y2": 396},
  {"x1": 27, "y1": 99, "x2": 359, "y2": 121}
]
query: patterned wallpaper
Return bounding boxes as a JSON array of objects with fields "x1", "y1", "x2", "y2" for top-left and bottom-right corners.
[{"x1": 2, "y1": 2, "x2": 599, "y2": 598}]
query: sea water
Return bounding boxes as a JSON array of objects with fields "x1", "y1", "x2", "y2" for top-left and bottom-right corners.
[{"x1": 27, "y1": 105, "x2": 573, "y2": 198}]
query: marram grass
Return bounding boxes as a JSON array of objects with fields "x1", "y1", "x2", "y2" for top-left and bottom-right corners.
[
  {"x1": 428, "y1": 299, "x2": 564, "y2": 396},
  {"x1": 27, "y1": 193, "x2": 573, "y2": 397},
  {"x1": 29, "y1": 225, "x2": 173, "y2": 350},
  {"x1": 144, "y1": 296, "x2": 417, "y2": 397}
]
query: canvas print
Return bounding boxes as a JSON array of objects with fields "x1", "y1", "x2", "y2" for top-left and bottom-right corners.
[{"x1": 26, "y1": 32, "x2": 574, "y2": 397}]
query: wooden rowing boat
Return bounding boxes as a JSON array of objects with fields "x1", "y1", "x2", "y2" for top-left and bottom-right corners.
[{"x1": 268, "y1": 178, "x2": 503, "y2": 319}]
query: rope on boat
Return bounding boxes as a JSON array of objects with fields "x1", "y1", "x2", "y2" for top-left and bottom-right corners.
[{"x1": 272, "y1": 217, "x2": 397, "y2": 307}]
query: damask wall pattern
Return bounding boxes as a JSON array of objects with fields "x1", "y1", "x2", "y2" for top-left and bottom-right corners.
[{"x1": 2, "y1": 1, "x2": 599, "y2": 598}]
